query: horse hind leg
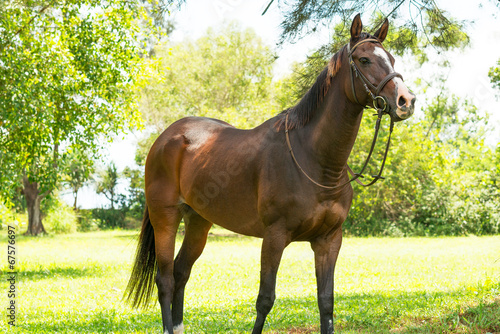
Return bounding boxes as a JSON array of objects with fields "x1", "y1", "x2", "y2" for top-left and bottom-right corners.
[
  {"x1": 172, "y1": 208, "x2": 213, "y2": 334},
  {"x1": 150, "y1": 203, "x2": 183, "y2": 334}
]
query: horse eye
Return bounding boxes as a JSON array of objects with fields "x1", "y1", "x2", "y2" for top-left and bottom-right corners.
[{"x1": 359, "y1": 57, "x2": 370, "y2": 65}]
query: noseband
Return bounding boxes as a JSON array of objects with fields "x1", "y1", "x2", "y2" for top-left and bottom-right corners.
[{"x1": 285, "y1": 38, "x2": 404, "y2": 189}]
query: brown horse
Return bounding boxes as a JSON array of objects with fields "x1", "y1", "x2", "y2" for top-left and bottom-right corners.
[{"x1": 125, "y1": 14, "x2": 415, "y2": 334}]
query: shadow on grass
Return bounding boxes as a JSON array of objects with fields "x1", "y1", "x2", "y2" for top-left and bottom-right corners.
[
  {"x1": 18, "y1": 265, "x2": 106, "y2": 281},
  {"x1": 18, "y1": 288, "x2": 500, "y2": 333},
  {"x1": 460, "y1": 297, "x2": 500, "y2": 332}
]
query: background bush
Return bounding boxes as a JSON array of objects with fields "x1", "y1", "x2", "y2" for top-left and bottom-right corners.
[
  {"x1": 344, "y1": 95, "x2": 500, "y2": 237},
  {"x1": 75, "y1": 210, "x2": 99, "y2": 232},
  {"x1": 43, "y1": 200, "x2": 78, "y2": 234},
  {"x1": 90, "y1": 208, "x2": 126, "y2": 229}
]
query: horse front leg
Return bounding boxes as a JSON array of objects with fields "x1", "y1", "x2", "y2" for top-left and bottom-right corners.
[
  {"x1": 311, "y1": 229, "x2": 343, "y2": 334},
  {"x1": 252, "y1": 223, "x2": 291, "y2": 334}
]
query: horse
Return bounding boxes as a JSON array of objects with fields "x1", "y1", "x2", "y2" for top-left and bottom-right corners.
[{"x1": 125, "y1": 13, "x2": 415, "y2": 334}]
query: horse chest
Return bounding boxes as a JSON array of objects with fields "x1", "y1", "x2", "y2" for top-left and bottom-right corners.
[{"x1": 285, "y1": 197, "x2": 351, "y2": 241}]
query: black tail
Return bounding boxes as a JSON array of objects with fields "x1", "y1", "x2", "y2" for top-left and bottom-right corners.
[{"x1": 124, "y1": 206, "x2": 157, "y2": 308}]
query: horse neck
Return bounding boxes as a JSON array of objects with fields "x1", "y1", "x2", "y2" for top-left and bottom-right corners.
[{"x1": 300, "y1": 75, "x2": 364, "y2": 176}]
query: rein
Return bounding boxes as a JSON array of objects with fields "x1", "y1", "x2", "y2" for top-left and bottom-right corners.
[{"x1": 285, "y1": 38, "x2": 398, "y2": 190}]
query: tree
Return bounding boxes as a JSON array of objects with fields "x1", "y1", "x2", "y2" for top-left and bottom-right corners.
[
  {"x1": 276, "y1": 11, "x2": 468, "y2": 106},
  {"x1": 122, "y1": 166, "x2": 146, "y2": 219},
  {"x1": 138, "y1": 21, "x2": 277, "y2": 131},
  {"x1": 95, "y1": 163, "x2": 120, "y2": 210},
  {"x1": 135, "y1": 22, "x2": 278, "y2": 164},
  {"x1": 157, "y1": 0, "x2": 476, "y2": 49},
  {"x1": 266, "y1": 0, "x2": 472, "y2": 46},
  {"x1": 343, "y1": 84, "x2": 499, "y2": 236},
  {"x1": 489, "y1": 59, "x2": 500, "y2": 93},
  {"x1": 62, "y1": 149, "x2": 95, "y2": 210},
  {"x1": 0, "y1": 1, "x2": 150, "y2": 235}
]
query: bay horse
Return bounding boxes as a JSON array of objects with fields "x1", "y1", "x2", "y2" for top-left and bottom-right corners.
[{"x1": 125, "y1": 14, "x2": 415, "y2": 334}]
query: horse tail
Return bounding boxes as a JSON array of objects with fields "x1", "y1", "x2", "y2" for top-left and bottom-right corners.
[{"x1": 124, "y1": 205, "x2": 157, "y2": 308}]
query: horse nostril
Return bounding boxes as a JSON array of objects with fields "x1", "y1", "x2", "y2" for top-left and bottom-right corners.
[{"x1": 398, "y1": 96, "x2": 406, "y2": 108}]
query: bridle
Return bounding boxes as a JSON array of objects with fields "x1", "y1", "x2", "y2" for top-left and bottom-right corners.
[
  {"x1": 285, "y1": 38, "x2": 404, "y2": 189},
  {"x1": 347, "y1": 38, "x2": 403, "y2": 112}
]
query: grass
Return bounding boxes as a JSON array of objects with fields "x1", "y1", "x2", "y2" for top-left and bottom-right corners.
[{"x1": 0, "y1": 228, "x2": 499, "y2": 333}]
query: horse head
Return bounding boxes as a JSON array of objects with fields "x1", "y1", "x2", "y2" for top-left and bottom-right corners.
[{"x1": 346, "y1": 14, "x2": 416, "y2": 122}]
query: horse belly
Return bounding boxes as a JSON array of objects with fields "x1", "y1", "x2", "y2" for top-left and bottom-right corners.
[
  {"x1": 179, "y1": 144, "x2": 266, "y2": 237},
  {"x1": 182, "y1": 177, "x2": 265, "y2": 237}
]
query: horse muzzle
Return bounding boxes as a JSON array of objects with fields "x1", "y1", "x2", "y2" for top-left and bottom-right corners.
[{"x1": 389, "y1": 89, "x2": 415, "y2": 122}]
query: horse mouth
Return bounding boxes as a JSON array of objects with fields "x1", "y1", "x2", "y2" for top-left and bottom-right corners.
[
  {"x1": 386, "y1": 106, "x2": 413, "y2": 122},
  {"x1": 396, "y1": 106, "x2": 414, "y2": 120}
]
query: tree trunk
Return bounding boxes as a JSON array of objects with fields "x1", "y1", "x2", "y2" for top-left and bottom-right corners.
[
  {"x1": 73, "y1": 189, "x2": 78, "y2": 210},
  {"x1": 23, "y1": 175, "x2": 46, "y2": 236}
]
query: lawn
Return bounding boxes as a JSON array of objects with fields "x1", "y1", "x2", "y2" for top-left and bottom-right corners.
[{"x1": 0, "y1": 227, "x2": 499, "y2": 333}]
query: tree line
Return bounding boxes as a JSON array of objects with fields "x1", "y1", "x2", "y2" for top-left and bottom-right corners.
[{"x1": 1, "y1": 1, "x2": 499, "y2": 236}]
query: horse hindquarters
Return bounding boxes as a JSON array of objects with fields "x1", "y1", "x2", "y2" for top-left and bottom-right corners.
[{"x1": 144, "y1": 130, "x2": 189, "y2": 333}]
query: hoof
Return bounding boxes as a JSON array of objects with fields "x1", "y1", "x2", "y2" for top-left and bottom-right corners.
[{"x1": 173, "y1": 323, "x2": 184, "y2": 334}]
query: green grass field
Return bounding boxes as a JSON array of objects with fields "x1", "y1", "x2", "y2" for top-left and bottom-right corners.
[{"x1": 1, "y1": 228, "x2": 499, "y2": 333}]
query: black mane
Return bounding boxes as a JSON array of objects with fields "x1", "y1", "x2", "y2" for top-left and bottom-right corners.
[{"x1": 276, "y1": 33, "x2": 376, "y2": 131}]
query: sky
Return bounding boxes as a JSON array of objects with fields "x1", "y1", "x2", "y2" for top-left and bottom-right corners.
[{"x1": 65, "y1": 0, "x2": 500, "y2": 209}]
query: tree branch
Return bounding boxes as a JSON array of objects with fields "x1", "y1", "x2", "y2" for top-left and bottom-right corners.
[
  {"x1": 261, "y1": 0, "x2": 275, "y2": 15},
  {"x1": 1, "y1": 0, "x2": 57, "y2": 50},
  {"x1": 384, "y1": 0, "x2": 406, "y2": 21}
]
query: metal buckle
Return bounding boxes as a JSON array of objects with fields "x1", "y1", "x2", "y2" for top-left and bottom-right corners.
[{"x1": 373, "y1": 96, "x2": 388, "y2": 112}]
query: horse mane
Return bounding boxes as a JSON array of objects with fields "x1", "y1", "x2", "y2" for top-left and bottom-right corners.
[{"x1": 275, "y1": 33, "x2": 374, "y2": 132}]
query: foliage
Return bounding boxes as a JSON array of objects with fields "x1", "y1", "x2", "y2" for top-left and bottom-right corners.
[
  {"x1": 134, "y1": 22, "x2": 279, "y2": 172},
  {"x1": 266, "y1": 0, "x2": 471, "y2": 50},
  {"x1": 0, "y1": 230, "x2": 498, "y2": 333},
  {"x1": 344, "y1": 91, "x2": 500, "y2": 236},
  {"x1": 95, "y1": 162, "x2": 120, "y2": 210},
  {"x1": 0, "y1": 0, "x2": 150, "y2": 234},
  {"x1": 61, "y1": 148, "x2": 95, "y2": 210},
  {"x1": 153, "y1": 0, "x2": 474, "y2": 52},
  {"x1": 43, "y1": 200, "x2": 78, "y2": 234},
  {"x1": 75, "y1": 209, "x2": 99, "y2": 232},
  {"x1": 0, "y1": 0, "x2": 144, "y2": 193},
  {"x1": 0, "y1": 196, "x2": 27, "y2": 230},
  {"x1": 278, "y1": 12, "x2": 468, "y2": 105},
  {"x1": 91, "y1": 208, "x2": 127, "y2": 229},
  {"x1": 0, "y1": 200, "x2": 12, "y2": 230},
  {"x1": 489, "y1": 58, "x2": 500, "y2": 94},
  {"x1": 137, "y1": 21, "x2": 278, "y2": 133},
  {"x1": 123, "y1": 166, "x2": 146, "y2": 220}
]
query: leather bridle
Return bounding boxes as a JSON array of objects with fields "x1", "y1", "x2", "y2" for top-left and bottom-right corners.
[
  {"x1": 285, "y1": 38, "x2": 404, "y2": 189},
  {"x1": 347, "y1": 38, "x2": 403, "y2": 112}
]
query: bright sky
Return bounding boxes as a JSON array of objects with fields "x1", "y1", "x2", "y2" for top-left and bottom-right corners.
[{"x1": 66, "y1": 0, "x2": 500, "y2": 209}]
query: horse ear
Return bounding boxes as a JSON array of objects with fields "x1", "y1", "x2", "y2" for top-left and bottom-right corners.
[
  {"x1": 350, "y1": 13, "x2": 363, "y2": 40},
  {"x1": 374, "y1": 18, "x2": 389, "y2": 42}
]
